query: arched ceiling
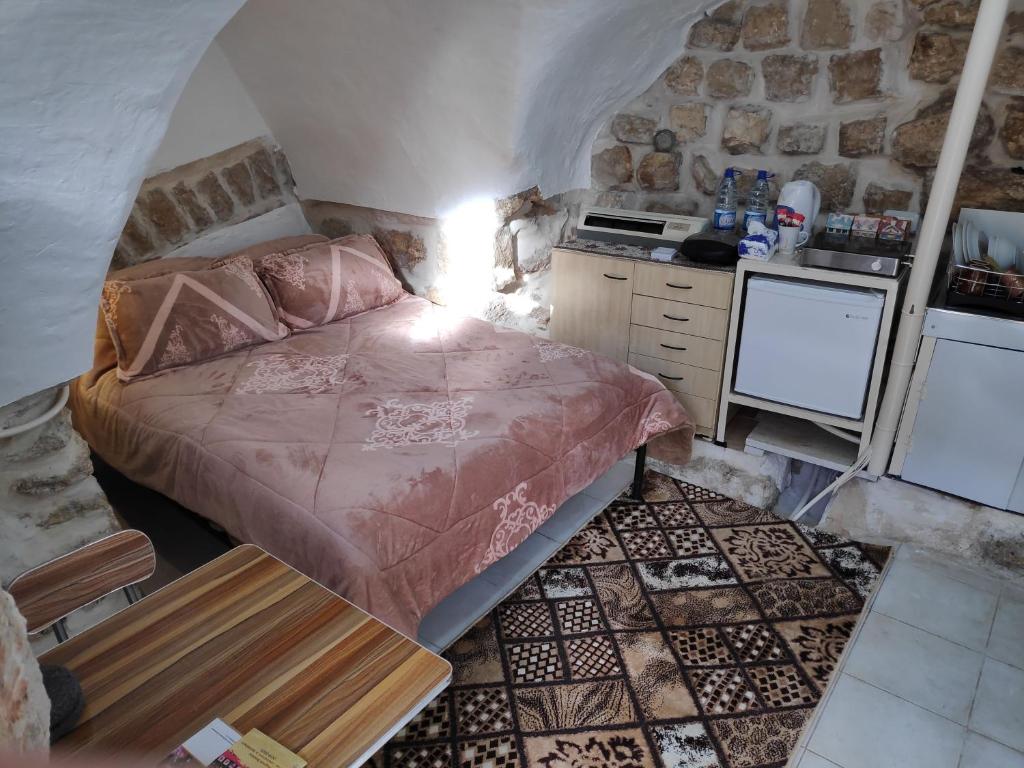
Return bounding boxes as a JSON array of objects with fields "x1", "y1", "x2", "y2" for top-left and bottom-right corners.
[
  {"x1": 0, "y1": 0, "x2": 713, "y2": 406},
  {"x1": 218, "y1": 0, "x2": 713, "y2": 218}
]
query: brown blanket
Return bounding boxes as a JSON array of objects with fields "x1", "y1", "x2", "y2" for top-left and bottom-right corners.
[{"x1": 72, "y1": 296, "x2": 693, "y2": 635}]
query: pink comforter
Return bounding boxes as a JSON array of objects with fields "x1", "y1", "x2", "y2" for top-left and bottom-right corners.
[{"x1": 72, "y1": 296, "x2": 693, "y2": 634}]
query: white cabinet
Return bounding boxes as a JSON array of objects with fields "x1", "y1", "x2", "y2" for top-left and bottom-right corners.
[{"x1": 901, "y1": 338, "x2": 1024, "y2": 511}]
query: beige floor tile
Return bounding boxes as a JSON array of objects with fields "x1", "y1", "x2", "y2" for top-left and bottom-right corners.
[
  {"x1": 987, "y1": 588, "x2": 1024, "y2": 671},
  {"x1": 968, "y1": 658, "x2": 1024, "y2": 753},
  {"x1": 844, "y1": 612, "x2": 983, "y2": 724},
  {"x1": 871, "y1": 558, "x2": 998, "y2": 651},
  {"x1": 959, "y1": 731, "x2": 1024, "y2": 768},
  {"x1": 808, "y1": 674, "x2": 964, "y2": 768}
]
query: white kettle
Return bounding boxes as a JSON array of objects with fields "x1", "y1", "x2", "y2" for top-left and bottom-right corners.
[{"x1": 777, "y1": 180, "x2": 820, "y2": 238}]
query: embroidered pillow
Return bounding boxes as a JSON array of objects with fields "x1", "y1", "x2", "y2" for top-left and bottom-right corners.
[
  {"x1": 256, "y1": 234, "x2": 405, "y2": 329},
  {"x1": 101, "y1": 255, "x2": 288, "y2": 381}
]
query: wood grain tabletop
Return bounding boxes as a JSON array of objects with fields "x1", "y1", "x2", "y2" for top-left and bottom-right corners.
[{"x1": 40, "y1": 544, "x2": 451, "y2": 767}]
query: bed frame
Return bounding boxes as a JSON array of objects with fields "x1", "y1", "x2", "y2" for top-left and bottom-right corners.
[
  {"x1": 93, "y1": 444, "x2": 648, "y2": 654},
  {"x1": 417, "y1": 444, "x2": 648, "y2": 651}
]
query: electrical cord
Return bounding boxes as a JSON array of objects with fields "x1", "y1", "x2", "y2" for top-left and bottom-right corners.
[{"x1": 789, "y1": 421, "x2": 871, "y2": 523}]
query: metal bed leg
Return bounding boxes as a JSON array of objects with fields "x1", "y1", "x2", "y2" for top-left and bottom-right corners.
[
  {"x1": 53, "y1": 618, "x2": 70, "y2": 643},
  {"x1": 631, "y1": 444, "x2": 647, "y2": 500},
  {"x1": 123, "y1": 584, "x2": 144, "y2": 605}
]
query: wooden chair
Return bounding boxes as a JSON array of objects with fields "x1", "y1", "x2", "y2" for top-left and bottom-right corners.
[{"x1": 7, "y1": 530, "x2": 156, "y2": 642}]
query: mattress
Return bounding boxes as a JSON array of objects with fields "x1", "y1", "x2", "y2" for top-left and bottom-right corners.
[{"x1": 72, "y1": 295, "x2": 693, "y2": 635}]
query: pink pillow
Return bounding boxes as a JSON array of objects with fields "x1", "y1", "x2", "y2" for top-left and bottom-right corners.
[
  {"x1": 101, "y1": 255, "x2": 287, "y2": 381},
  {"x1": 256, "y1": 235, "x2": 405, "y2": 329}
]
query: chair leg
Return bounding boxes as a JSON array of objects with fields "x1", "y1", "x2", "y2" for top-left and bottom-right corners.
[
  {"x1": 53, "y1": 618, "x2": 70, "y2": 643},
  {"x1": 123, "y1": 584, "x2": 144, "y2": 605},
  {"x1": 631, "y1": 444, "x2": 647, "y2": 500}
]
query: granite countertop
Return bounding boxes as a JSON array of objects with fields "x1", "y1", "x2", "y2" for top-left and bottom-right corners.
[{"x1": 559, "y1": 238, "x2": 736, "y2": 273}]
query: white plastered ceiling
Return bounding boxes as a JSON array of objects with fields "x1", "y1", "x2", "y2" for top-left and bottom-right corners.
[
  {"x1": 218, "y1": 0, "x2": 712, "y2": 218},
  {"x1": 0, "y1": 0, "x2": 712, "y2": 406}
]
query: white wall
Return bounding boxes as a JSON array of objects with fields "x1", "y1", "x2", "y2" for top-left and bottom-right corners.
[
  {"x1": 148, "y1": 40, "x2": 271, "y2": 175},
  {"x1": 218, "y1": 0, "x2": 714, "y2": 219},
  {"x1": 0, "y1": 0, "x2": 245, "y2": 407}
]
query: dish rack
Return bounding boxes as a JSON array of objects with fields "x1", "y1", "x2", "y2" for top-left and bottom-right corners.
[{"x1": 947, "y1": 260, "x2": 1024, "y2": 316}]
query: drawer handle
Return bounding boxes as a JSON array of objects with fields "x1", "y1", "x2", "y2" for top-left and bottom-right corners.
[
  {"x1": 666, "y1": 282, "x2": 693, "y2": 290},
  {"x1": 603, "y1": 273, "x2": 628, "y2": 281},
  {"x1": 658, "y1": 373, "x2": 684, "y2": 381},
  {"x1": 663, "y1": 313, "x2": 690, "y2": 322},
  {"x1": 660, "y1": 343, "x2": 688, "y2": 351}
]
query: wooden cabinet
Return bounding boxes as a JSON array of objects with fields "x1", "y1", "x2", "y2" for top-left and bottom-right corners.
[
  {"x1": 549, "y1": 247, "x2": 634, "y2": 361},
  {"x1": 551, "y1": 246, "x2": 735, "y2": 436}
]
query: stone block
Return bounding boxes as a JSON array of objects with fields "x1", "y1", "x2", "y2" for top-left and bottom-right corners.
[
  {"x1": 118, "y1": 211, "x2": 155, "y2": 261},
  {"x1": 513, "y1": 210, "x2": 568, "y2": 274},
  {"x1": 691, "y1": 154, "x2": 720, "y2": 195},
  {"x1": 923, "y1": 0, "x2": 979, "y2": 28},
  {"x1": 664, "y1": 56, "x2": 704, "y2": 96},
  {"x1": 991, "y1": 46, "x2": 1024, "y2": 92},
  {"x1": 722, "y1": 106, "x2": 773, "y2": 155},
  {"x1": 592, "y1": 145, "x2": 633, "y2": 189},
  {"x1": 637, "y1": 152, "x2": 681, "y2": 191},
  {"x1": 611, "y1": 114, "x2": 657, "y2": 144},
  {"x1": 706, "y1": 59, "x2": 754, "y2": 99},
  {"x1": 138, "y1": 188, "x2": 188, "y2": 244},
  {"x1": 947, "y1": 165, "x2": 1024, "y2": 216},
  {"x1": 688, "y1": 1, "x2": 742, "y2": 51},
  {"x1": 319, "y1": 217, "x2": 354, "y2": 238},
  {"x1": 839, "y1": 115, "x2": 886, "y2": 157},
  {"x1": 863, "y1": 182, "x2": 913, "y2": 213},
  {"x1": 909, "y1": 33, "x2": 968, "y2": 84},
  {"x1": 373, "y1": 228, "x2": 428, "y2": 270},
  {"x1": 10, "y1": 438, "x2": 93, "y2": 497},
  {"x1": 892, "y1": 93, "x2": 994, "y2": 167},
  {"x1": 247, "y1": 148, "x2": 281, "y2": 199},
  {"x1": 829, "y1": 49, "x2": 883, "y2": 103},
  {"x1": 171, "y1": 181, "x2": 213, "y2": 230},
  {"x1": 0, "y1": 590, "x2": 48, "y2": 753},
  {"x1": 793, "y1": 161, "x2": 856, "y2": 210},
  {"x1": 196, "y1": 172, "x2": 235, "y2": 222},
  {"x1": 222, "y1": 161, "x2": 255, "y2": 206},
  {"x1": 801, "y1": 0, "x2": 853, "y2": 50},
  {"x1": 670, "y1": 103, "x2": 708, "y2": 143},
  {"x1": 742, "y1": 2, "x2": 789, "y2": 50},
  {"x1": 777, "y1": 123, "x2": 827, "y2": 154},
  {"x1": 865, "y1": 1, "x2": 907, "y2": 43},
  {"x1": 763, "y1": 54, "x2": 818, "y2": 102},
  {"x1": 1001, "y1": 102, "x2": 1024, "y2": 159}
]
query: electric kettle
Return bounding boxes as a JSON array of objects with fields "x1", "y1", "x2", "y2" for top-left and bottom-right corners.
[{"x1": 777, "y1": 180, "x2": 820, "y2": 237}]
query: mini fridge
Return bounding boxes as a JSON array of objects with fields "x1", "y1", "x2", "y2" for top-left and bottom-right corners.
[{"x1": 735, "y1": 277, "x2": 885, "y2": 418}]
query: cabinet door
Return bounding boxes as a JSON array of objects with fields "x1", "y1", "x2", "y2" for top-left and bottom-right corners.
[
  {"x1": 549, "y1": 248, "x2": 634, "y2": 361},
  {"x1": 901, "y1": 339, "x2": 1024, "y2": 510}
]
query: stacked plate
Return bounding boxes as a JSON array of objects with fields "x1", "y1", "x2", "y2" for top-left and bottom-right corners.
[{"x1": 953, "y1": 219, "x2": 1022, "y2": 270}]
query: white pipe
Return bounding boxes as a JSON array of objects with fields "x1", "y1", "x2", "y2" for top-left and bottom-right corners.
[
  {"x1": 791, "y1": 449, "x2": 872, "y2": 523},
  {"x1": 0, "y1": 384, "x2": 69, "y2": 439},
  {"x1": 815, "y1": 422, "x2": 860, "y2": 444},
  {"x1": 868, "y1": 0, "x2": 1009, "y2": 477}
]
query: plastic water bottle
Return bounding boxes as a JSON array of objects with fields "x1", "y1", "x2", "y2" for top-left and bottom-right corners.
[
  {"x1": 743, "y1": 170, "x2": 770, "y2": 232},
  {"x1": 713, "y1": 168, "x2": 738, "y2": 232}
]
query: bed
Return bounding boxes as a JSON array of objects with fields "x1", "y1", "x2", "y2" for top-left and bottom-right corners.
[{"x1": 72, "y1": 242, "x2": 693, "y2": 636}]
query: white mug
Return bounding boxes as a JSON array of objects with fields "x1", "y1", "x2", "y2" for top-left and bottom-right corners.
[{"x1": 778, "y1": 224, "x2": 809, "y2": 254}]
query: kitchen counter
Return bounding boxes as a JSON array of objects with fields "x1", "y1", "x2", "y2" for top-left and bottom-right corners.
[{"x1": 559, "y1": 238, "x2": 736, "y2": 273}]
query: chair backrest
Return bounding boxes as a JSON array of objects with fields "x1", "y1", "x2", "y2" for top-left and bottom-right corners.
[{"x1": 7, "y1": 530, "x2": 156, "y2": 634}]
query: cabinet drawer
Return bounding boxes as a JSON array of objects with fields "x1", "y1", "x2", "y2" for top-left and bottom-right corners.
[
  {"x1": 629, "y1": 353, "x2": 722, "y2": 400},
  {"x1": 630, "y1": 295, "x2": 730, "y2": 341},
  {"x1": 670, "y1": 390, "x2": 717, "y2": 431},
  {"x1": 634, "y1": 261, "x2": 733, "y2": 309},
  {"x1": 629, "y1": 325, "x2": 725, "y2": 371}
]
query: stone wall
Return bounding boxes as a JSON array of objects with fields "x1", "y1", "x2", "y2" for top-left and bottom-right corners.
[
  {"x1": 113, "y1": 136, "x2": 296, "y2": 269},
  {"x1": 301, "y1": 191, "x2": 577, "y2": 337},
  {"x1": 591, "y1": 0, "x2": 1024, "y2": 220},
  {"x1": 0, "y1": 386, "x2": 122, "y2": 648}
]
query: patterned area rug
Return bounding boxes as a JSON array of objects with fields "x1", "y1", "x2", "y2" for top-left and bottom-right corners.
[{"x1": 371, "y1": 470, "x2": 888, "y2": 768}]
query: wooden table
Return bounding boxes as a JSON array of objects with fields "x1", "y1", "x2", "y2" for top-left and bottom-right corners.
[{"x1": 41, "y1": 545, "x2": 451, "y2": 766}]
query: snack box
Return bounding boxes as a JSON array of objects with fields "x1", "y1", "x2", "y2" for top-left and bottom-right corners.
[
  {"x1": 851, "y1": 214, "x2": 883, "y2": 238},
  {"x1": 878, "y1": 215, "x2": 911, "y2": 241},
  {"x1": 825, "y1": 213, "x2": 854, "y2": 235}
]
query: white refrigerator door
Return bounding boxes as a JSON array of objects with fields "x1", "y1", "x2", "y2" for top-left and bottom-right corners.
[{"x1": 735, "y1": 277, "x2": 884, "y2": 418}]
